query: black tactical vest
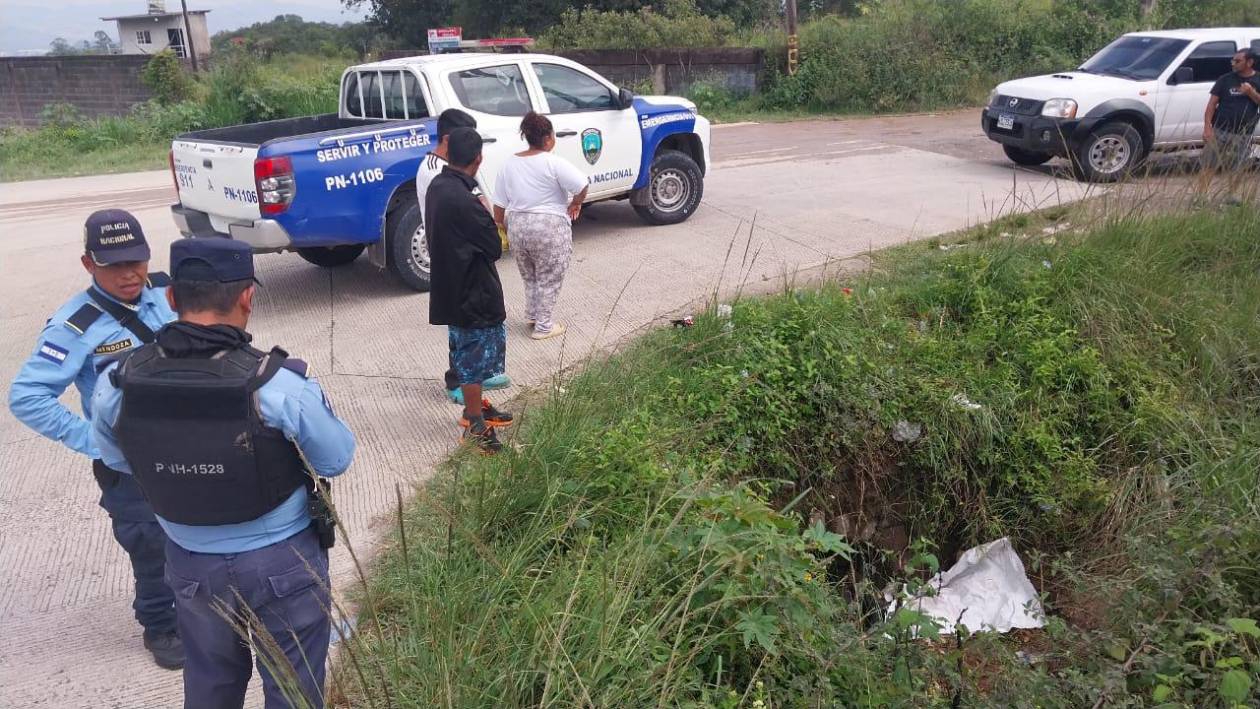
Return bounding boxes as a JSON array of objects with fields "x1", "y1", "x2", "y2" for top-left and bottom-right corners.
[{"x1": 112, "y1": 343, "x2": 309, "y2": 526}]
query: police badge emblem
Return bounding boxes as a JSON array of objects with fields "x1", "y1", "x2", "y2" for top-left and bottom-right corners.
[{"x1": 581, "y1": 128, "x2": 603, "y2": 165}]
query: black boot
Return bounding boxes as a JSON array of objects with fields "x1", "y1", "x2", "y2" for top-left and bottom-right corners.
[{"x1": 143, "y1": 629, "x2": 185, "y2": 670}]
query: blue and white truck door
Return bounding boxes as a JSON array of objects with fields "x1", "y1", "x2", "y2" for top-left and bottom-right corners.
[{"x1": 520, "y1": 59, "x2": 643, "y2": 197}]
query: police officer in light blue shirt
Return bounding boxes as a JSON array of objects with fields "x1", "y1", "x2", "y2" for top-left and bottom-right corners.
[
  {"x1": 92, "y1": 236, "x2": 355, "y2": 709},
  {"x1": 7, "y1": 208, "x2": 183, "y2": 669}
]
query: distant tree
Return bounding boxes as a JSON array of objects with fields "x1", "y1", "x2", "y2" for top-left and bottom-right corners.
[
  {"x1": 93, "y1": 30, "x2": 118, "y2": 54},
  {"x1": 344, "y1": 0, "x2": 776, "y2": 46},
  {"x1": 48, "y1": 33, "x2": 118, "y2": 56},
  {"x1": 48, "y1": 37, "x2": 81, "y2": 55},
  {"x1": 212, "y1": 14, "x2": 373, "y2": 58},
  {"x1": 343, "y1": 0, "x2": 454, "y2": 49}
]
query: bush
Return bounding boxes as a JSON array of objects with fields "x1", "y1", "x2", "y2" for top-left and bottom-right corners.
[
  {"x1": 540, "y1": 0, "x2": 737, "y2": 50},
  {"x1": 140, "y1": 50, "x2": 195, "y2": 105},
  {"x1": 684, "y1": 76, "x2": 743, "y2": 111},
  {"x1": 38, "y1": 102, "x2": 84, "y2": 127},
  {"x1": 200, "y1": 49, "x2": 340, "y2": 125},
  {"x1": 128, "y1": 101, "x2": 206, "y2": 141},
  {"x1": 755, "y1": 0, "x2": 1260, "y2": 114},
  {"x1": 759, "y1": 0, "x2": 1128, "y2": 113},
  {"x1": 338, "y1": 203, "x2": 1260, "y2": 707},
  {"x1": 2, "y1": 52, "x2": 346, "y2": 180}
]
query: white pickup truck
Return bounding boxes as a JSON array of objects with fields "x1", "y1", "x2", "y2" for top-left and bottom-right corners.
[
  {"x1": 169, "y1": 53, "x2": 712, "y2": 290},
  {"x1": 982, "y1": 27, "x2": 1260, "y2": 181}
]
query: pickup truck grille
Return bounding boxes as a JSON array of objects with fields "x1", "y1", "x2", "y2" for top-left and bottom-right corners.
[{"x1": 993, "y1": 96, "x2": 1044, "y2": 116}]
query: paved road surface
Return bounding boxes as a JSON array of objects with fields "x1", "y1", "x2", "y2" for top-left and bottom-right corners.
[{"x1": 0, "y1": 111, "x2": 1090, "y2": 707}]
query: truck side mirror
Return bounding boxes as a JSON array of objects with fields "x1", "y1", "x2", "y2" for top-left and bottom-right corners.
[
  {"x1": 1170, "y1": 66, "x2": 1194, "y2": 85},
  {"x1": 618, "y1": 87, "x2": 635, "y2": 110}
]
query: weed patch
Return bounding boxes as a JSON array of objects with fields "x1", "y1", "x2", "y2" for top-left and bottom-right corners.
[{"x1": 333, "y1": 203, "x2": 1260, "y2": 706}]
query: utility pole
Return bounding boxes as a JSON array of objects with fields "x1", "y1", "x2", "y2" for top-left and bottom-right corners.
[
  {"x1": 785, "y1": 0, "x2": 799, "y2": 76},
  {"x1": 180, "y1": 0, "x2": 199, "y2": 72}
]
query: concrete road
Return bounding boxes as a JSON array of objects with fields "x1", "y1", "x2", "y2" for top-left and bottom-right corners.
[{"x1": 0, "y1": 111, "x2": 1090, "y2": 707}]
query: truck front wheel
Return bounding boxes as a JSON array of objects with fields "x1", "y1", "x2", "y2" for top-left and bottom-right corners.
[
  {"x1": 297, "y1": 244, "x2": 365, "y2": 268},
  {"x1": 633, "y1": 149, "x2": 704, "y2": 226},
  {"x1": 1072, "y1": 122, "x2": 1145, "y2": 182},
  {"x1": 386, "y1": 199, "x2": 430, "y2": 292}
]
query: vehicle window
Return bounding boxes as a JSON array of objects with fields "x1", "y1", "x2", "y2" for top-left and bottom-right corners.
[
  {"x1": 344, "y1": 73, "x2": 363, "y2": 117},
  {"x1": 1079, "y1": 36, "x2": 1191, "y2": 81},
  {"x1": 532, "y1": 63, "x2": 617, "y2": 113},
  {"x1": 1251, "y1": 38, "x2": 1260, "y2": 54},
  {"x1": 362, "y1": 71, "x2": 384, "y2": 119},
  {"x1": 1175, "y1": 41, "x2": 1238, "y2": 83},
  {"x1": 449, "y1": 64, "x2": 532, "y2": 116},
  {"x1": 381, "y1": 71, "x2": 407, "y2": 119},
  {"x1": 404, "y1": 73, "x2": 429, "y2": 118}
]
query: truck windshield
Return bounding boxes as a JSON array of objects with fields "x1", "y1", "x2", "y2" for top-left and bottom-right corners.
[{"x1": 1079, "y1": 36, "x2": 1190, "y2": 80}]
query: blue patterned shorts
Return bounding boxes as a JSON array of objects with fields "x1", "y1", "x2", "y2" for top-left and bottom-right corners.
[{"x1": 448, "y1": 324, "x2": 506, "y2": 386}]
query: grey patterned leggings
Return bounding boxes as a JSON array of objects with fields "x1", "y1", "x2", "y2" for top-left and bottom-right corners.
[{"x1": 507, "y1": 211, "x2": 572, "y2": 335}]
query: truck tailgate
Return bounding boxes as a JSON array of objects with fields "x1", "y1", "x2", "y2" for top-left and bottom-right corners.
[{"x1": 172, "y1": 140, "x2": 262, "y2": 228}]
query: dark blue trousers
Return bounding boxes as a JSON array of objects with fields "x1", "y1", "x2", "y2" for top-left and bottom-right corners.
[
  {"x1": 94, "y1": 461, "x2": 177, "y2": 636},
  {"x1": 164, "y1": 526, "x2": 331, "y2": 709}
]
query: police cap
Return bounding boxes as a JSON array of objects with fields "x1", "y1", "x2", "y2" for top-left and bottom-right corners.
[
  {"x1": 170, "y1": 238, "x2": 259, "y2": 284},
  {"x1": 85, "y1": 209, "x2": 151, "y2": 265}
]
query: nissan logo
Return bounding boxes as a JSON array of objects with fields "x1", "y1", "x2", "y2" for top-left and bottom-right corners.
[{"x1": 1008, "y1": 98, "x2": 1020, "y2": 108}]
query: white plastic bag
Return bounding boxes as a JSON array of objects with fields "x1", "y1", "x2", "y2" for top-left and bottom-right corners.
[{"x1": 888, "y1": 537, "x2": 1044, "y2": 635}]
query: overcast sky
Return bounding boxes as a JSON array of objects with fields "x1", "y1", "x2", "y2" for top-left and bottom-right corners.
[{"x1": 0, "y1": 0, "x2": 369, "y2": 54}]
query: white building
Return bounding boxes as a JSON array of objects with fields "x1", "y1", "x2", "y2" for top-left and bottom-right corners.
[{"x1": 103, "y1": 2, "x2": 210, "y2": 60}]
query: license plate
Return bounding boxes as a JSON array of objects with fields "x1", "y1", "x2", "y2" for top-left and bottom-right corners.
[{"x1": 997, "y1": 113, "x2": 1015, "y2": 130}]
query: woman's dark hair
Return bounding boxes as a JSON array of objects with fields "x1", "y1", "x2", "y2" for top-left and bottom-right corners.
[{"x1": 519, "y1": 111, "x2": 553, "y2": 149}]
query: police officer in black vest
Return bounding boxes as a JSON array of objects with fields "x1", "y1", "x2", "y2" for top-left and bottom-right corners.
[{"x1": 91, "y1": 238, "x2": 356, "y2": 709}]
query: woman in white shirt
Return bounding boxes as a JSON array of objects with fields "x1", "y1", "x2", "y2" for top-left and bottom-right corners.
[{"x1": 492, "y1": 112, "x2": 589, "y2": 340}]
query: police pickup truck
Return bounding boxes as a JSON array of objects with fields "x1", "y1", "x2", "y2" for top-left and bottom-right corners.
[
  {"x1": 169, "y1": 53, "x2": 711, "y2": 290},
  {"x1": 982, "y1": 28, "x2": 1260, "y2": 181}
]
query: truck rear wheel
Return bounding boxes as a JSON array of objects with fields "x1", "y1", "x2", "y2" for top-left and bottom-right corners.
[
  {"x1": 633, "y1": 149, "x2": 704, "y2": 226},
  {"x1": 386, "y1": 198, "x2": 430, "y2": 292},
  {"x1": 297, "y1": 245, "x2": 365, "y2": 268}
]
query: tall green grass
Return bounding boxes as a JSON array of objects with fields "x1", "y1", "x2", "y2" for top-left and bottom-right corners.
[
  {"x1": 741, "y1": 0, "x2": 1260, "y2": 115},
  {"x1": 331, "y1": 197, "x2": 1260, "y2": 706}
]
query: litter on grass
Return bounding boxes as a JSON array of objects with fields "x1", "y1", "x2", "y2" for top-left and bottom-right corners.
[{"x1": 887, "y1": 537, "x2": 1045, "y2": 636}]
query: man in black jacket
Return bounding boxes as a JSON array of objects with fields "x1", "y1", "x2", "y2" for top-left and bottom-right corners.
[{"x1": 427, "y1": 127, "x2": 513, "y2": 453}]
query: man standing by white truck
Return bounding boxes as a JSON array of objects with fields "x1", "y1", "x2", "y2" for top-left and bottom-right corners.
[{"x1": 1203, "y1": 48, "x2": 1260, "y2": 174}]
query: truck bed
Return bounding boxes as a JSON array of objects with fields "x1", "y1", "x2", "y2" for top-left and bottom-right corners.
[{"x1": 177, "y1": 114, "x2": 391, "y2": 148}]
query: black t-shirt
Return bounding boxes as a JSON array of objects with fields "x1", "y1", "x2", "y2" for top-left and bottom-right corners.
[
  {"x1": 426, "y1": 167, "x2": 505, "y2": 329},
  {"x1": 1210, "y1": 72, "x2": 1260, "y2": 135}
]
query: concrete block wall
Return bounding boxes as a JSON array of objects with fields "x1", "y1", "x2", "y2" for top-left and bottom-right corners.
[
  {"x1": 0, "y1": 56, "x2": 155, "y2": 128},
  {"x1": 558, "y1": 48, "x2": 764, "y2": 96}
]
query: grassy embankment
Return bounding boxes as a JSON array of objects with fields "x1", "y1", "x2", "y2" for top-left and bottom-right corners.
[{"x1": 323, "y1": 194, "x2": 1260, "y2": 706}]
